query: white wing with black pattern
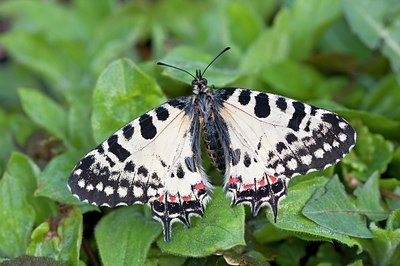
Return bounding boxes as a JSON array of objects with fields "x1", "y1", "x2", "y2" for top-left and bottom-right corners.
[
  {"x1": 216, "y1": 88, "x2": 356, "y2": 218},
  {"x1": 68, "y1": 97, "x2": 210, "y2": 242}
]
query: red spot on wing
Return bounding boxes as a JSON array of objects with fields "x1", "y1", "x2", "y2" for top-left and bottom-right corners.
[
  {"x1": 258, "y1": 178, "x2": 266, "y2": 186},
  {"x1": 169, "y1": 195, "x2": 176, "y2": 202},
  {"x1": 229, "y1": 177, "x2": 239, "y2": 184},
  {"x1": 183, "y1": 195, "x2": 191, "y2": 201},
  {"x1": 157, "y1": 194, "x2": 164, "y2": 202},
  {"x1": 269, "y1": 175, "x2": 277, "y2": 183},
  {"x1": 243, "y1": 184, "x2": 254, "y2": 190},
  {"x1": 194, "y1": 182, "x2": 205, "y2": 190}
]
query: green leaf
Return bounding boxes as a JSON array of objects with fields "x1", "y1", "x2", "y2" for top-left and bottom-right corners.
[
  {"x1": 5, "y1": 153, "x2": 58, "y2": 225},
  {"x1": 260, "y1": 61, "x2": 344, "y2": 100},
  {"x1": 240, "y1": 9, "x2": 291, "y2": 73},
  {"x1": 357, "y1": 211, "x2": 400, "y2": 266},
  {"x1": 388, "y1": 208, "x2": 400, "y2": 231},
  {"x1": 342, "y1": 120, "x2": 394, "y2": 181},
  {"x1": 26, "y1": 206, "x2": 83, "y2": 266},
  {"x1": 253, "y1": 220, "x2": 293, "y2": 244},
  {"x1": 36, "y1": 151, "x2": 98, "y2": 213},
  {"x1": 5, "y1": 152, "x2": 40, "y2": 195},
  {"x1": 306, "y1": 243, "x2": 343, "y2": 266},
  {"x1": 240, "y1": 250, "x2": 269, "y2": 266},
  {"x1": 342, "y1": 0, "x2": 400, "y2": 48},
  {"x1": 159, "y1": 46, "x2": 239, "y2": 86},
  {"x1": 1, "y1": 152, "x2": 57, "y2": 224},
  {"x1": 226, "y1": 2, "x2": 263, "y2": 50},
  {"x1": 0, "y1": 32, "x2": 68, "y2": 88},
  {"x1": 92, "y1": 58, "x2": 166, "y2": 143},
  {"x1": 319, "y1": 18, "x2": 371, "y2": 60},
  {"x1": 18, "y1": 88, "x2": 70, "y2": 146},
  {"x1": 0, "y1": 0, "x2": 87, "y2": 42},
  {"x1": 276, "y1": 238, "x2": 306, "y2": 266},
  {"x1": 95, "y1": 206, "x2": 162, "y2": 266},
  {"x1": 88, "y1": 8, "x2": 144, "y2": 75},
  {"x1": 342, "y1": 0, "x2": 400, "y2": 82},
  {"x1": 0, "y1": 60, "x2": 38, "y2": 107},
  {"x1": 74, "y1": 0, "x2": 114, "y2": 34},
  {"x1": 388, "y1": 147, "x2": 400, "y2": 178},
  {"x1": 360, "y1": 74, "x2": 400, "y2": 121},
  {"x1": 354, "y1": 172, "x2": 388, "y2": 221},
  {"x1": 288, "y1": 0, "x2": 342, "y2": 60},
  {"x1": 386, "y1": 187, "x2": 400, "y2": 213},
  {"x1": 302, "y1": 176, "x2": 373, "y2": 238},
  {"x1": 271, "y1": 177, "x2": 363, "y2": 250},
  {"x1": 0, "y1": 112, "x2": 37, "y2": 174},
  {"x1": 348, "y1": 259, "x2": 364, "y2": 266},
  {"x1": 157, "y1": 188, "x2": 245, "y2": 257},
  {"x1": 68, "y1": 99, "x2": 96, "y2": 150},
  {"x1": 241, "y1": 0, "x2": 341, "y2": 72},
  {"x1": 0, "y1": 153, "x2": 36, "y2": 258},
  {"x1": 145, "y1": 248, "x2": 187, "y2": 266}
]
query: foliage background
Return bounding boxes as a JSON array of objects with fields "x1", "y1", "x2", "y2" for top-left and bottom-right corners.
[{"x1": 0, "y1": 0, "x2": 400, "y2": 265}]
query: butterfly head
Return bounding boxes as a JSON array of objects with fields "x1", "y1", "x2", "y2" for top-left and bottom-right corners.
[
  {"x1": 157, "y1": 47, "x2": 231, "y2": 95},
  {"x1": 192, "y1": 69, "x2": 208, "y2": 95}
]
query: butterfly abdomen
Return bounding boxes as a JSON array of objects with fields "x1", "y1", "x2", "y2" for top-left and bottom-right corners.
[{"x1": 202, "y1": 114, "x2": 226, "y2": 172}]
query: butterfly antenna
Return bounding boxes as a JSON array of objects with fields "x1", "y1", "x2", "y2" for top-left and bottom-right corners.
[
  {"x1": 201, "y1": 47, "x2": 231, "y2": 76},
  {"x1": 157, "y1": 62, "x2": 196, "y2": 79}
]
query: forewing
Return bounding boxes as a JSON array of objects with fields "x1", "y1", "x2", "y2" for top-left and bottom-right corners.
[
  {"x1": 68, "y1": 97, "x2": 210, "y2": 241},
  {"x1": 216, "y1": 88, "x2": 356, "y2": 217}
]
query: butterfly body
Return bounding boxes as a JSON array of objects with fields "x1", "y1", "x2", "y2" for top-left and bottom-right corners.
[{"x1": 68, "y1": 49, "x2": 356, "y2": 242}]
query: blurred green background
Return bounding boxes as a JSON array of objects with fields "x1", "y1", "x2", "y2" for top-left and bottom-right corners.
[{"x1": 1, "y1": 0, "x2": 400, "y2": 265}]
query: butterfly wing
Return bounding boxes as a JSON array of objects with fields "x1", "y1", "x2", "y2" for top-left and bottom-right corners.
[
  {"x1": 216, "y1": 88, "x2": 356, "y2": 217},
  {"x1": 68, "y1": 97, "x2": 210, "y2": 241}
]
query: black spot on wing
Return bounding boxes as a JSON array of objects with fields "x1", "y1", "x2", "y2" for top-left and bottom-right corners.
[
  {"x1": 321, "y1": 113, "x2": 341, "y2": 135},
  {"x1": 122, "y1": 124, "x2": 134, "y2": 140},
  {"x1": 288, "y1": 101, "x2": 306, "y2": 131},
  {"x1": 310, "y1": 105, "x2": 318, "y2": 116},
  {"x1": 271, "y1": 179, "x2": 285, "y2": 194},
  {"x1": 297, "y1": 148, "x2": 309, "y2": 157},
  {"x1": 138, "y1": 166, "x2": 148, "y2": 177},
  {"x1": 285, "y1": 133, "x2": 298, "y2": 144},
  {"x1": 254, "y1": 93, "x2": 270, "y2": 118},
  {"x1": 276, "y1": 97, "x2": 287, "y2": 111},
  {"x1": 244, "y1": 152, "x2": 251, "y2": 167},
  {"x1": 238, "y1": 90, "x2": 251, "y2": 105},
  {"x1": 177, "y1": 164, "x2": 185, "y2": 179},
  {"x1": 151, "y1": 172, "x2": 160, "y2": 182},
  {"x1": 78, "y1": 154, "x2": 95, "y2": 169},
  {"x1": 139, "y1": 114, "x2": 157, "y2": 140},
  {"x1": 304, "y1": 120, "x2": 311, "y2": 132},
  {"x1": 105, "y1": 156, "x2": 115, "y2": 167},
  {"x1": 155, "y1": 106, "x2": 169, "y2": 121},
  {"x1": 267, "y1": 151, "x2": 275, "y2": 160},
  {"x1": 168, "y1": 98, "x2": 186, "y2": 110},
  {"x1": 107, "y1": 135, "x2": 130, "y2": 162},
  {"x1": 96, "y1": 144, "x2": 104, "y2": 154},
  {"x1": 124, "y1": 161, "x2": 135, "y2": 172},
  {"x1": 218, "y1": 88, "x2": 236, "y2": 101},
  {"x1": 276, "y1": 142, "x2": 287, "y2": 153}
]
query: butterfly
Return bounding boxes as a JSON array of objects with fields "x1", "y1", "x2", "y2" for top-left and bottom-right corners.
[{"x1": 68, "y1": 47, "x2": 356, "y2": 242}]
